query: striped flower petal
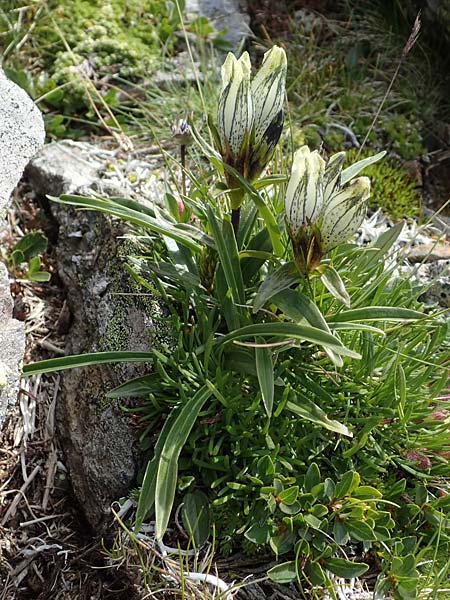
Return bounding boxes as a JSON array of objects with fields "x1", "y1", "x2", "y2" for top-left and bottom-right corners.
[
  {"x1": 251, "y1": 46, "x2": 287, "y2": 147},
  {"x1": 217, "y1": 52, "x2": 254, "y2": 159},
  {"x1": 323, "y1": 151, "x2": 345, "y2": 203},
  {"x1": 319, "y1": 176, "x2": 370, "y2": 253},
  {"x1": 284, "y1": 146, "x2": 325, "y2": 239}
]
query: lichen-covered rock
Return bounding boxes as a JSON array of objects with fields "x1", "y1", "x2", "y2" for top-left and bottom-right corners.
[
  {"x1": 0, "y1": 264, "x2": 26, "y2": 428},
  {"x1": 47, "y1": 193, "x2": 167, "y2": 533},
  {"x1": 26, "y1": 138, "x2": 169, "y2": 532}
]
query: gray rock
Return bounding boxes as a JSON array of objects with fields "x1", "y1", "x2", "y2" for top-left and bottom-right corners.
[
  {"x1": 0, "y1": 69, "x2": 45, "y2": 429},
  {"x1": 0, "y1": 68, "x2": 45, "y2": 214},
  {"x1": 29, "y1": 150, "x2": 168, "y2": 532},
  {"x1": 25, "y1": 140, "x2": 107, "y2": 197},
  {"x1": 53, "y1": 204, "x2": 163, "y2": 533},
  {"x1": 185, "y1": 0, "x2": 251, "y2": 48},
  {"x1": 0, "y1": 263, "x2": 26, "y2": 428}
]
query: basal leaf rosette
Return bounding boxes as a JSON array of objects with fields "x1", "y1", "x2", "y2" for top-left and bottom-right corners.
[
  {"x1": 217, "y1": 46, "x2": 287, "y2": 207},
  {"x1": 284, "y1": 146, "x2": 371, "y2": 273}
]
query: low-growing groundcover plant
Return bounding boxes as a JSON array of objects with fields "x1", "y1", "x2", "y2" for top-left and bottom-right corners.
[{"x1": 24, "y1": 46, "x2": 450, "y2": 598}]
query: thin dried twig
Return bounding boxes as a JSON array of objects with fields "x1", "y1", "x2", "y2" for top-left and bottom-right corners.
[{"x1": 357, "y1": 11, "x2": 421, "y2": 157}]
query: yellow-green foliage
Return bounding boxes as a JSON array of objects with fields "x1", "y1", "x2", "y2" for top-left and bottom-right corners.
[
  {"x1": 345, "y1": 150, "x2": 421, "y2": 220},
  {"x1": 2, "y1": 0, "x2": 181, "y2": 116}
]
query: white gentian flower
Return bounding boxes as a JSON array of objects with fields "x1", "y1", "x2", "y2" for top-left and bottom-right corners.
[
  {"x1": 217, "y1": 51, "x2": 253, "y2": 170},
  {"x1": 248, "y1": 46, "x2": 287, "y2": 180},
  {"x1": 284, "y1": 146, "x2": 372, "y2": 272},
  {"x1": 217, "y1": 46, "x2": 287, "y2": 196}
]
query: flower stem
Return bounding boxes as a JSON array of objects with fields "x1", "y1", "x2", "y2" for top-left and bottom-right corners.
[{"x1": 231, "y1": 208, "x2": 240, "y2": 239}]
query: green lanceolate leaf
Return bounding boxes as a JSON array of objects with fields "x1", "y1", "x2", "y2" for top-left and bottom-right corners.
[
  {"x1": 253, "y1": 262, "x2": 299, "y2": 313},
  {"x1": 272, "y1": 289, "x2": 344, "y2": 367},
  {"x1": 286, "y1": 394, "x2": 352, "y2": 437},
  {"x1": 334, "y1": 470, "x2": 361, "y2": 498},
  {"x1": 53, "y1": 195, "x2": 205, "y2": 253},
  {"x1": 135, "y1": 407, "x2": 181, "y2": 532},
  {"x1": 23, "y1": 351, "x2": 153, "y2": 377},
  {"x1": 207, "y1": 206, "x2": 245, "y2": 307},
  {"x1": 320, "y1": 264, "x2": 351, "y2": 307},
  {"x1": 155, "y1": 384, "x2": 212, "y2": 540},
  {"x1": 323, "y1": 557, "x2": 369, "y2": 579},
  {"x1": 255, "y1": 343, "x2": 275, "y2": 417},
  {"x1": 340, "y1": 150, "x2": 386, "y2": 185},
  {"x1": 106, "y1": 374, "x2": 160, "y2": 398},
  {"x1": 217, "y1": 322, "x2": 361, "y2": 359},
  {"x1": 221, "y1": 162, "x2": 283, "y2": 256},
  {"x1": 326, "y1": 306, "x2": 424, "y2": 324}
]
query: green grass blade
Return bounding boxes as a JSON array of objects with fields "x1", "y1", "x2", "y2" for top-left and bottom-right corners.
[
  {"x1": 273, "y1": 289, "x2": 344, "y2": 367},
  {"x1": 207, "y1": 206, "x2": 245, "y2": 307},
  {"x1": 155, "y1": 384, "x2": 212, "y2": 539},
  {"x1": 320, "y1": 265, "x2": 351, "y2": 307},
  {"x1": 255, "y1": 344, "x2": 274, "y2": 417},
  {"x1": 23, "y1": 351, "x2": 153, "y2": 376},
  {"x1": 53, "y1": 195, "x2": 204, "y2": 252},
  {"x1": 135, "y1": 408, "x2": 181, "y2": 532},
  {"x1": 218, "y1": 323, "x2": 361, "y2": 359},
  {"x1": 340, "y1": 151, "x2": 386, "y2": 185},
  {"x1": 253, "y1": 262, "x2": 299, "y2": 313},
  {"x1": 327, "y1": 307, "x2": 424, "y2": 324}
]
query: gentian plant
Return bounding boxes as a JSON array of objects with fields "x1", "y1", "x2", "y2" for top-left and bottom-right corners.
[{"x1": 25, "y1": 46, "x2": 450, "y2": 598}]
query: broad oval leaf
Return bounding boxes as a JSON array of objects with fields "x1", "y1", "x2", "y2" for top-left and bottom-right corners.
[
  {"x1": 324, "y1": 557, "x2": 369, "y2": 579},
  {"x1": 267, "y1": 561, "x2": 297, "y2": 583}
]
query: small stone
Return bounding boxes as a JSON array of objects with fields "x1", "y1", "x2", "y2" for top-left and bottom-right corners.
[{"x1": 406, "y1": 242, "x2": 450, "y2": 263}]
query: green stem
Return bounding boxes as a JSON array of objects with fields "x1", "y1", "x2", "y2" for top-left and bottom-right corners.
[{"x1": 181, "y1": 144, "x2": 186, "y2": 197}]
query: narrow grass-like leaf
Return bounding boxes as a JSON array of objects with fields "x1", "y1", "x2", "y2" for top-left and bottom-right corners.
[
  {"x1": 218, "y1": 323, "x2": 361, "y2": 359},
  {"x1": 23, "y1": 351, "x2": 153, "y2": 376},
  {"x1": 135, "y1": 408, "x2": 180, "y2": 532},
  {"x1": 273, "y1": 289, "x2": 343, "y2": 366},
  {"x1": 207, "y1": 206, "x2": 245, "y2": 307},
  {"x1": 54, "y1": 195, "x2": 205, "y2": 252},
  {"x1": 221, "y1": 162, "x2": 283, "y2": 256},
  {"x1": 327, "y1": 306, "x2": 424, "y2": 324},
  {"x1": 106, "y1": 374, "x2": 160, "y2": 398},
  {"x1": 255, "y1": 343, "x2": 274, "y2": 417},
  {"x1": 155, "y1": 384, "x2": 212, "y2": 539}
]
